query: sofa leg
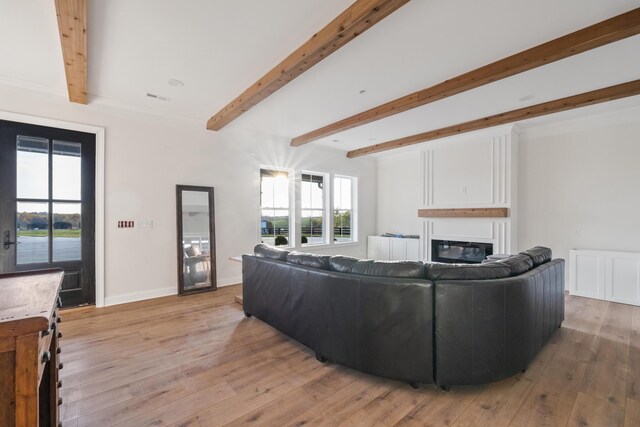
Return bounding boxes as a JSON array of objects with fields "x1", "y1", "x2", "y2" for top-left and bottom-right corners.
[
  {"x1": 315, "y1": 353, "x2": 327, "y2": 363},
  {"x1": 409, "y1": 382, "x2": 420, "y2": 390},
  {"x1": 440, "y1": 385, "x2": 451, "y2": 392},
  {"x1": 244, "y1": 311, "x2": 252, "y2": 318}
]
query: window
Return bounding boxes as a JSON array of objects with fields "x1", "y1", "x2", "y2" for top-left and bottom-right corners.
[
  {"x1": 260, "y1": 168, "x2": 291, "y2": 246},
  {"x1": 301, "y1": 173, "x2": 327, "y2": 246},
  {"x1": 334, "y1": 176, "x2": 356, "y2": 243}
]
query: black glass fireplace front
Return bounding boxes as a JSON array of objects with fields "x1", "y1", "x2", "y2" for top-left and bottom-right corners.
[{"x1": 431, "y1": 240, "x2": 493, "y2": 264}]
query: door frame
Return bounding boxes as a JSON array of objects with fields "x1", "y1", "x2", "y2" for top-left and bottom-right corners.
[{"x1": 0, "y1": 110, "x2": 106, "y2": 307}]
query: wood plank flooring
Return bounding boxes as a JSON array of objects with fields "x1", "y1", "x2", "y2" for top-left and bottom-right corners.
[{"x1": 59, "y1": 284, "x2": 640, "y2": 426}]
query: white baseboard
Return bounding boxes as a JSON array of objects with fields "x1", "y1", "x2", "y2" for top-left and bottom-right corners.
[
  {"x1": 104, "y1": 277, "x2": 242, "y2": 307},
  {"x1": 104, "y1": 286, "x2": 176, "y2": 307},
  {"x1": 218, "y1": 276, "x2": 242, "y2": 287}
]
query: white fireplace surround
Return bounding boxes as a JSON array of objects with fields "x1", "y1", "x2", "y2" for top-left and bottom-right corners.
[{"x1": 419, "y1": 125, "x2": 518, "y2": 261}]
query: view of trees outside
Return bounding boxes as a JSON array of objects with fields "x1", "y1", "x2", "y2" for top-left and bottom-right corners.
[
  {"x1": 261, "y1": 211, "x2": 351, "y2": 245},
  {"x1": 17, "y1": 211, "x2": 81, "y2": 237}
]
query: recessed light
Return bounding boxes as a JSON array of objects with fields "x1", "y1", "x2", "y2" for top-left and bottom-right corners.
[
  {"x1": 359, "y1": 89, "x2": 367, "y2": 95},
  {"x1": 168, "y1": 79, "x2": 184, "y2": 87},
  {"x1": 518, "y1": 95, "x2": 535, "y2": 102}
]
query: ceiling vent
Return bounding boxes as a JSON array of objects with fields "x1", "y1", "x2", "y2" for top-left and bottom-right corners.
[{"x1": 146, "y1": 93, "x2": 171, "y2": 102}]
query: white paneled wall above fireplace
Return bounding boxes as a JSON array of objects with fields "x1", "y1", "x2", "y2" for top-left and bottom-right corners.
[
  {"x1": 420, "y1": 125, "x2": 519, "y2": 260},
  {"x1": 421, "y1": 126, "x2": 515, "y2": 208}
]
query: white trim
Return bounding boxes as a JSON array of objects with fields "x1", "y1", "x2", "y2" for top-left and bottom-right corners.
[
  {"x1": 95, "y1": 129, "x2": 105, "y2": 307},
  {"x1": 105, "y1": 286, "x2": 176, "y2": 307},
  {"x1": 0, "y1": 110, "x2": 106, "y2": 307}
]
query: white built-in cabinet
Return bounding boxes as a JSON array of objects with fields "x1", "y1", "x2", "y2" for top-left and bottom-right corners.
[
  {"x1": 367, "y1": 236, "x2": 420, "y2": 261},
  {"x1": 569, "y1": 249, "x2": 640, "y2": 306}
]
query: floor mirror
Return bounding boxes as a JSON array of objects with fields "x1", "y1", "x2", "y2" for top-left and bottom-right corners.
[{"x1": 176, "y1": 185, "x2": 216, "y2": 295}]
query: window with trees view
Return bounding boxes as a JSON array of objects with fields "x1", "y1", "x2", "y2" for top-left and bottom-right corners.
[
  {"x1": 260, "y1": 168, "x2": 291, "y2": 246},
  {"x1": 301, "y1": 173, "x2": 326, "y2": 245},
  {"x1": 334, "y1": 176, "x2": 355, "y2": 243}
]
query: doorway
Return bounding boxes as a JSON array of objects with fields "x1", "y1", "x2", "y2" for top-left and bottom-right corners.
[{"x1": 0, "y1": 120, "x2": 96, "y2": 307}]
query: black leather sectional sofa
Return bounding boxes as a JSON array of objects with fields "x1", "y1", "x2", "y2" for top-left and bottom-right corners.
[{"x1": 242, "y1": 244, "x2": 564, "y2": 387}]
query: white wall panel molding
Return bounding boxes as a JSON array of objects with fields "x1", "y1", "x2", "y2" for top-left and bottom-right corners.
[{"x1": 569, "y1": 249, "x2": 640, "y2": 306}]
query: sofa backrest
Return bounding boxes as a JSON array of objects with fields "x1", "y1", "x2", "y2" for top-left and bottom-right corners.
[
  {"x1": 254, "y1": 244, "x2": 553, "y2": 280},
  {"x1": 493, "y1": 253, "x2": 535, "y2": 276},
  {"x1": 254, "y1": 243, "x2": 290, "y2": 261},
  {"x1": 519, "y1": 246, "x2": 552, "y2": 267},
  {"x1": 286, "y1": 251, "x2": 331, "y2": 270},
  {"x1": 424, "y1": 262, "x2": 511, "y2": 281}
]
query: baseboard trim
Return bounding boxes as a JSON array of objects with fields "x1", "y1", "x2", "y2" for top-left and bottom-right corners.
[
  {"x1": 218, "y1": 276, "x2": 242, "y2": 287},
  {"x1": 104, "y1": 277, "x2": 242, "y2": 307},
  {"x1": 105, "y1": 286, "x2": 176, "y2": 307}
]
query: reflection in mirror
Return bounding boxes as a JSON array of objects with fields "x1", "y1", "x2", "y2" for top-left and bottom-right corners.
[{"x1": 177, "y1": 186, "x2": 216, "y2": 295}]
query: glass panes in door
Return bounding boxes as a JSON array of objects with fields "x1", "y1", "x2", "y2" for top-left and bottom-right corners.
[
  {"x1": 53, "y1": 203, "x2": 81, "y2": 262},
  {"x1": 53, "y1": 140, "x2": 81, "y2": 200},
  {"x1": 16, "y1": 136, "x2": 49, "y2": 199},
  {"x1": 14, "y1": 137, "x2": 83, "y2": 265},
  {"x1": 16, "y1": 202, "x2": 49, "y2": 264}
]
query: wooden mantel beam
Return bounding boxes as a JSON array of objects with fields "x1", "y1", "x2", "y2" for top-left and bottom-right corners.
[
  {"x1": 206, "y1": 0, "x2": 411, "y2": 131},
  {"x1": 291, "y1": 7, "x2": 640, "y2": 147},
  {"x1": 55, "y1": 0, "x2": 88, "y2": 104},
  {"x1": 347, "y1": 79, "x2": 640, "y2": 157}
]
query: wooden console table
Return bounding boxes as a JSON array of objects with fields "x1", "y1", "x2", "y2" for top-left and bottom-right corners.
[{"x1": 0, "y1": 269, "x2": 64, "y2": 426}]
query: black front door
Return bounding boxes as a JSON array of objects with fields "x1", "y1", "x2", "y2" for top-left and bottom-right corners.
[{"x1": 0, "y1": 120, "x2": 95, "y2": 307}]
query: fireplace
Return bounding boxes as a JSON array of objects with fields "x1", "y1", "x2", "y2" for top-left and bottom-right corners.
[{"x1": 431, "y1": 240, "x2": 493, "y2": 264}]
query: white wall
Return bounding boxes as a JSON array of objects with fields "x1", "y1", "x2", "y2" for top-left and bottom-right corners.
[
  {"x1": 518, "y1": 110, "x2": 640, "y2": 266},
  {"x1": 0, "y1": 84, "x2": 376, "y2": 305},
  {"x1": 376, "y1": 152, "x2": 422, "y2": 236}
]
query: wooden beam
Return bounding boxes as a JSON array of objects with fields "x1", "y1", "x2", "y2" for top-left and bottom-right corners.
[
  {"x1": 346, "y1": 80, "x2": 640, "y2": 157},
  {"x1": 292, "y1": 7, "x2": 640, "y2": 147},
  {"x1": 55, "y1": 0, "x2": 88, "y2": 104},
  {"x1": 206, "y1": 0, "x2": 411, "y2": 131},
  {"x1": 418, "y1": 208, "x2": 509, "y2": 218}
]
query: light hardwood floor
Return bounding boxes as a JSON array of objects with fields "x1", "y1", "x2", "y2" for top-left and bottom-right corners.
[{"x1": 59, "y1": 284, "x2": 640, "y2": 426}]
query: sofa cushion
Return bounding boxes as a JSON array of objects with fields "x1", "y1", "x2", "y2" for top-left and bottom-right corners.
[
  {"x1": 520, "y1": 246, "x2": 552, "y2": 267},
  {"x1": 254, "y1": 243, "x2": 289, "y2": 261},
  {"x1": 348, "y1": 260, "x2": 425, "y2": 278},
  {"x1": 329, "y1": 255, "x2": 360, "y2": 273},
  {"x1": 495, "y1": 253, "x2": 534, "y2": 276},
  {"x1": 425, "y1": 262, "x2": 511, "y2": 281},
  {"x1": 287, "y1": 252, "x2": 331, "y2": 270}
]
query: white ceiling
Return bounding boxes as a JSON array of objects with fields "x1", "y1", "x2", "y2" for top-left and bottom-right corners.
[{"x1": 0, "y1": 0, "x2": 639, "y2": 155}]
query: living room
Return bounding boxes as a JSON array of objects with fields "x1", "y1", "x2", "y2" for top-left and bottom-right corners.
[{"x1": 0, "y1": 0, "x2": 639, "y2": 425}]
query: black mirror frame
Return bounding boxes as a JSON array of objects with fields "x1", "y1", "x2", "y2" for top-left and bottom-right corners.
[{"x1": 176, "y1": 185, "x2": 217, "y2": 295}]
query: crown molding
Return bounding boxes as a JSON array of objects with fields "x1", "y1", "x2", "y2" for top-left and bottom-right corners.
[{"x1": 519, "y1": 102, "x2": 640, "y2": 140}]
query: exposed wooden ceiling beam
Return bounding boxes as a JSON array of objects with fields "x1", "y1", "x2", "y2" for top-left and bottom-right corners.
[
  {"x1": 346, "y1": 79, "x2": 640, "y2": 158},
  {"x1": 206, "y1": 0, "x2": 411, "y2": 131},
  {"x1": 292, "y1": 7, "x2": 640, "y2": 147},
  {"x1": 55, "y1": 0, "x2": 88, "y2": 104}
]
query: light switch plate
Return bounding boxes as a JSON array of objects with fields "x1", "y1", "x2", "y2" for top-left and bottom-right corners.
[{"x1": 138, "y1": 219, "x2": 154, "y2": 229}]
